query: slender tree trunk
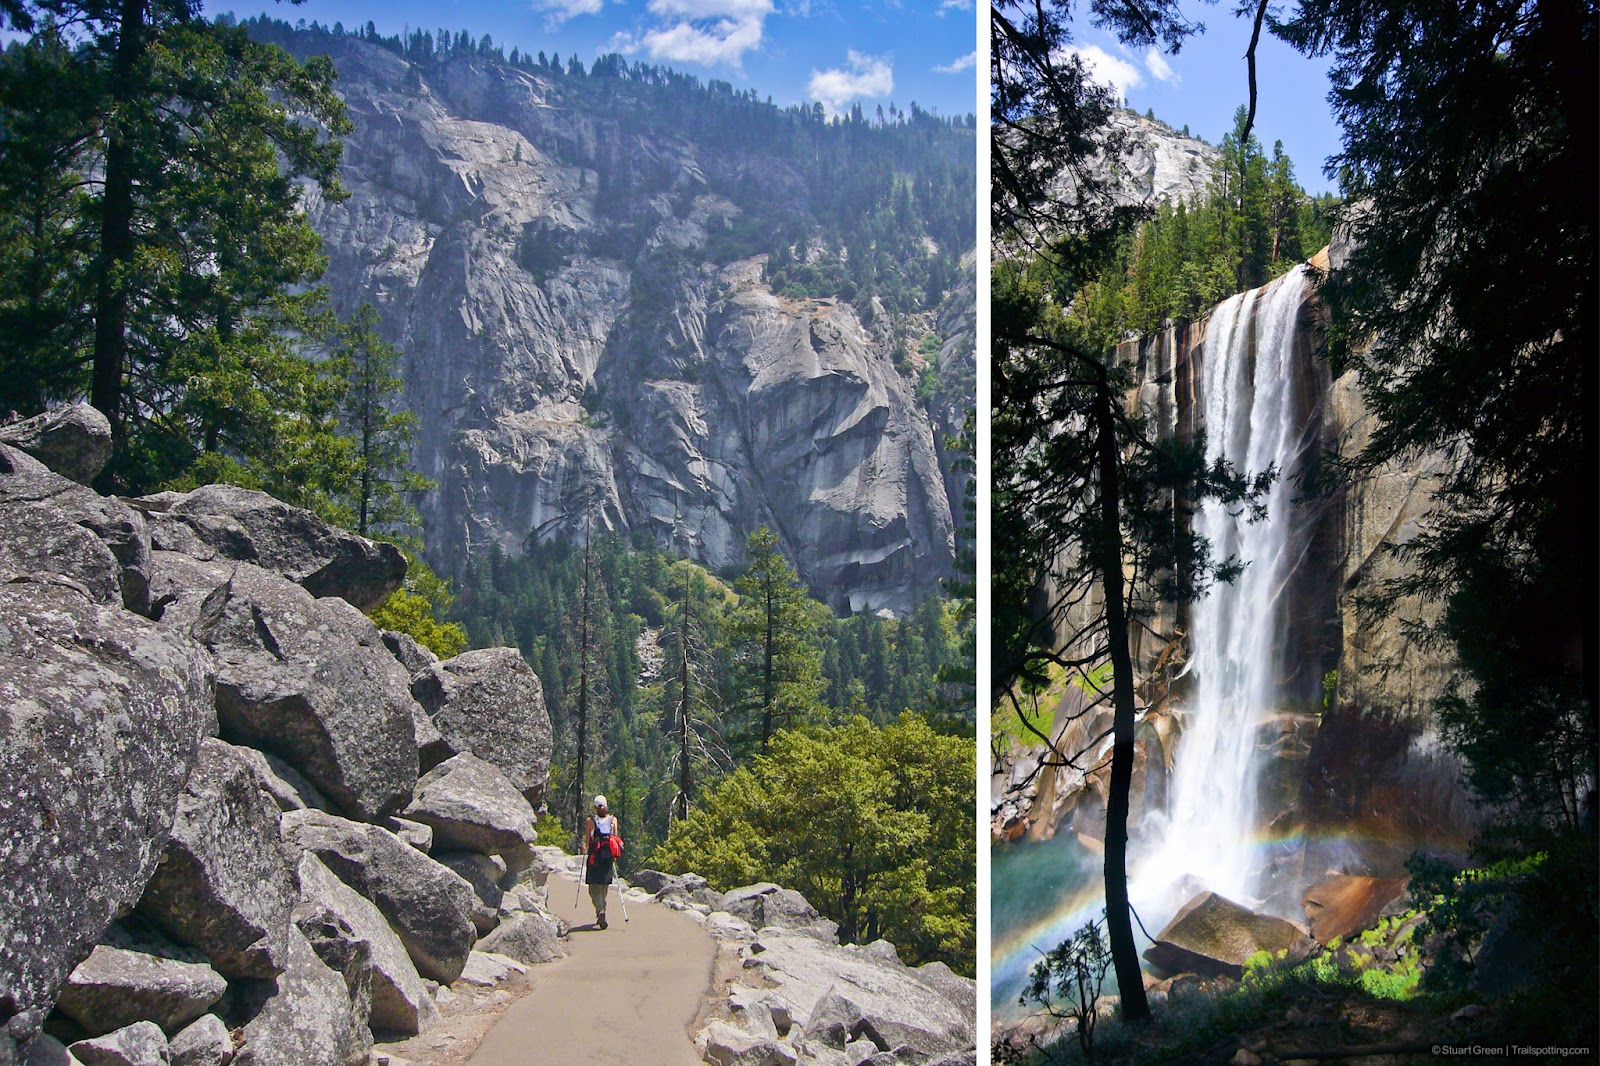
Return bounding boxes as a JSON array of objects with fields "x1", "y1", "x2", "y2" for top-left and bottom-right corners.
[
  {"x1": 761, "y1": 585, "x2": 775, "y2": 749},
  {"x1": 91, "y1": 0, "x2": 149, "y2": 451},
  {"x1": 359, "y1": 364, "x2": 374, "y2": 535},
  {"x1": 677, "y1": 574, "x2": 692, "y2": 821},
  {"x1": 1092, "y1": 376, "x2": 1152, "y2": 1024},
  {"x1": 573, "y1": 512, "x2": 592, "y2": 852}
]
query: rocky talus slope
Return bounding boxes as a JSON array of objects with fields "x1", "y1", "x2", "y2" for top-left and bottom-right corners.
[
  {"x1": 294, "y1": 37, "x2": 968, "y2": 614},
  {"x1": 0, "y1": 405, "x2": 975, "y2": 1066},
  {"x1": 629, "y1": 873, "x2": 977, "y2": 1066},
  {"x1": 1, "y1": 403, "x2": 559, "y2": 1066}
]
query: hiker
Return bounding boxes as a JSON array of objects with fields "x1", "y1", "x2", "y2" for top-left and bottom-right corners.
[{"x1": 584, "y1": 794, "x2": 621, "y2": 928}]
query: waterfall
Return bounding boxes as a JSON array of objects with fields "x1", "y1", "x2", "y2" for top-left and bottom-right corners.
[{"x1": 1135, "y1": 263, "x2": 1311, "y2": 914}]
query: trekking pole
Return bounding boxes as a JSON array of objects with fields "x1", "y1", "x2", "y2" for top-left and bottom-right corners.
[
  {"x1": 573, "y1": 848, "x2": 583, "y2": 910},
  {"x1": 617, "y1": 867, "x2": 630, "y2": 923}
]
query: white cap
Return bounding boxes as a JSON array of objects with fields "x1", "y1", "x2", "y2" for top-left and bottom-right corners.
[{"x1": 593, "y1": 794, "x2": 608, "y2": 809}]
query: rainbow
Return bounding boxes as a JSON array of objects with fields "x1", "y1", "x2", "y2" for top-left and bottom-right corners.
[{"x1": 989, "y1": 824, "x2": 1408, "y2": 1019}]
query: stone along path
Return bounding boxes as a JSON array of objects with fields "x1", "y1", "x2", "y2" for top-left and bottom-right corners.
[{"x1": 468, "y1": 867, "x2": 717, "y2": 1066}]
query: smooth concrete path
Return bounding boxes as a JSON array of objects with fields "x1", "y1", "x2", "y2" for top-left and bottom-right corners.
[{"x1": 468, "y1": 866, "x2": 717, "y2": 1066}]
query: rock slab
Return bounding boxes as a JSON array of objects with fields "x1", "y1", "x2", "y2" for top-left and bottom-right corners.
[
  {"x1": 1143, "y1": 892, "x2": 1304, "y2": 978},
  {"x1": 410, "y1": 649, "x2": 552, "y2": 805},
  {"x1": 0, "y1": 580, "x2": 212, "y2": 1063},
  {"x1": 192, "y1": 564, "x2": 419, "y2": 821},
  {"x1": 280, "y1": 811, "x2": 477, "y2": 985},
  {"x1": 55, "y1": 946, "x2": 225, "y2": 1038},
  {"x1": 135, "y1": 740, "x2": 298, "y2": 980}
]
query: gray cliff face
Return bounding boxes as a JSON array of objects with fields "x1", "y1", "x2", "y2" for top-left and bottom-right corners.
[
  {"x1": 300, "y1": 40, "x2": 966, "y2": 613},
  {"x1": 1104, "y1": 111, "x2": 1221, "y2": 207}
]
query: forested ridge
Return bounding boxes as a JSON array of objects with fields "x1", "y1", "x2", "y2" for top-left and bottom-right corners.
[
  {"x1": 1048, "y1": 105, "x2": 1339, "y2": 352},
  {"x1": 242, "y1": 13, "x2": 977, "y2": 408}
]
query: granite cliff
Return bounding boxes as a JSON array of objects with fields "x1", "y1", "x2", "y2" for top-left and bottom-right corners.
[{"x1": 268, "y1": 30, "x2": 974, "y2": 614}]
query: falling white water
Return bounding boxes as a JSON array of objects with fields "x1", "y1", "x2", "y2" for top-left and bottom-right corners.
[{"x1": 1133, "y1": 264, "x2": 1311, "y2": 920}]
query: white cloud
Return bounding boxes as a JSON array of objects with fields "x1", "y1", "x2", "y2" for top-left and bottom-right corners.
[
  {"x1": 1063, "y1": 44, "x2": 1143, "y2": 98},
  {"x1": 808, "y1": 50, "x2": 894, "y2": 115},
  {"x1": 934, "y1": 50, "x2": 977, "y2": 74},
  {"x1": 938, "y1": 0, "x2": 973, "y2": 12},
  {"x1": 531, "y1": 0, "x2": 605, "y2": 26},
  {"x1": 631, "y1": 0, "x2": 775, "y2": 68},
  {"x1": 1145, "y1": 46, "x2": 1179, "y2": 84},
  {"x1": 648, "y1": 0, "x2": 772, "y2": 16}
]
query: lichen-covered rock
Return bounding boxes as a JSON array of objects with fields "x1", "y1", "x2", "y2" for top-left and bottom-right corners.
[
  {"x1": 191, "y1": 564, "x2": 419, "y2": 821},
  {"x1": 474, "y1": 913, "x2": 564, "y2": 966},
  {"x1": 380, "y1": 631, "x2": 437, "y2": 678},
  {"x1": 135, "y1": 740, "x2": 298, "y2": 980},
  {"x1": 166, "y1": 1015, "x2": 231, "y2": 1066},
  {"x1": 55, "y1": 946, "x2": 226, "y2": 1038},
  {"x1": 410, "y1": 649, "x2": 552, "y2": 804},
  {"x1": 134, "y1": 484, "x2": 404, "y2": 610},
  {"x1": 0, "y1": 445, "x2": 152, "y2": 612},
  {"x1": 222, "y1": 743, "x2": 331, "y2": 814},
  {"x1": 0, "y1": 405, "x2": 111, "y2": 485},
  {"x1": 0, "y1": 503, "x2": 122, "y2": 605},
  {"x1": 19, "y1": 1033, "x2": 80, "y2": 1066},
  {"x1": 699, "y1": 1021, "x2": 796, "y2": 1066},
  {"x1": 280, "y1": 811, "x2": 477, "y2": 985},
  {"x1": 0, "y1": 580, "x2": 212, "y2": 1064},
  {"x1": 403, "y1": 754, "x2": 538, "y2": 855},
  {"x1": 293, "y1": 854, "x2": 438, "y2": 1036},
  {"x1": 232, "y1": 928, "x2": 368, "y2": 1066},
  {"x1": 142, "y1": 553, "x2": 235, "y2": 635},
  {"x1": 67, "y1": 1021, "x2": 168, "y2": 1066},
  {"x1": 378, "y1": 818, "x2": 432, "y2": 854},
  {"x1": 714, "y1": 929, "x2": 974, "y2": 1062},
  {"x1": 289, "y1": 905, "x2": 372, "y2": 1061},
  {"x1": 720, "y1": 884, "x2": 833, "y2": 939},
  {"x1": 434, "y1": 853, "x2": 505, "y2": 934}
]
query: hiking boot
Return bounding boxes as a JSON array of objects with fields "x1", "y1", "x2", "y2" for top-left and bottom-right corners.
[{"x1": 597, "y1": 914, "x2": 608, "y2": 929}]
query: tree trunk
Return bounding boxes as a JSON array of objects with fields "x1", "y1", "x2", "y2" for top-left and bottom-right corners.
[
  {"x1": 90, "y1": 0, "x2": 149, "y2": 451},
  {"x1": 573, "y1": 516, "x2": 592, "y2": 852},
  {"x1": 761, "y1": 585, "x2": 775, "y2": 749},
  {"x1": 1092, "y1": 376, "x2": 1152, "y2": 1024},
  {"x1": 677, "y1": 574, "x2": 692, "y2": 821}
]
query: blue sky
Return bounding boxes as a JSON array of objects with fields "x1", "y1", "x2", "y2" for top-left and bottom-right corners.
[
  {"x1": 1063, "y1": 2, "x2": 1342, "y2": 195},
  {"x1": 217, "y1": 0, "x2": 981, "y2": 119}
]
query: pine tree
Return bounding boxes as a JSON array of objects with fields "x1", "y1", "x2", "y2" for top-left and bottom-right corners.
[
  {"x1": 729, "y1": 527, "x2": 827, "y2": 753},
  {"x1": 0, "y1": 6, "x2": 350, "y2": 491},
  {"x1": 327, "y1": 304, "x2": 430, "y2": 538}
]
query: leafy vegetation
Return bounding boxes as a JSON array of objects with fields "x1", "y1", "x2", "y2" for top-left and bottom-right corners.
[
  {"x1": 450, "y1": 531, "x2": 971, "y2": 864},
  {"x1": 651, "y1": 715, "x2": 976, "y2": 976}
]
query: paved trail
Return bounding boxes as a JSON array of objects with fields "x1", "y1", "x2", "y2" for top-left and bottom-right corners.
[{"x1": 468, "y1": 869, "x2": 716, "y2": 1066}]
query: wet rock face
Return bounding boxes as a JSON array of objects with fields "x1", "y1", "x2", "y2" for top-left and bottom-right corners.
[
  {"x1": 0, "y1": 580, "x2": 213, "y2": 1064},
  {"x1": 296, "y1": 37, "x2": 966, "y2": 614},
  {"x1": 1143, "y1": 892, "x2": 1304, "y2": 978}
]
